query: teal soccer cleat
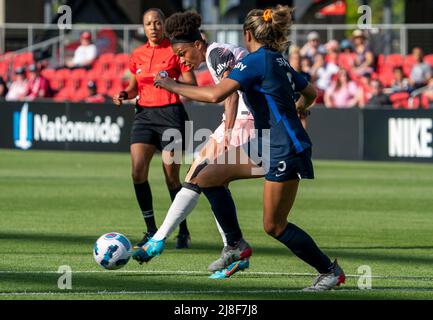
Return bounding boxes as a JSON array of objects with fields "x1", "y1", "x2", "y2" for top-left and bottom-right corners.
[
  {"x1": 209, "y1": 258, "x2": 250, "y2": 279},
  {"x1": 132, "y1": 238, "x2": 166, "y2": 265}
]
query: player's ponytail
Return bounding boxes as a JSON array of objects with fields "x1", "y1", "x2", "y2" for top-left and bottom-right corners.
[{"x1": 243, "y1": 5, "x2": 294, "y2": 53}]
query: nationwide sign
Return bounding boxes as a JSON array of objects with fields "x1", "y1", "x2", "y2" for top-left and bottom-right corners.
[{"x1": 2, "y1": 101, "x2": 134, "y2": 152}]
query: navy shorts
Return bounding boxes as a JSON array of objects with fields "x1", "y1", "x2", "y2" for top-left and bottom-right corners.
[
  {"x1": 130, "y1": 103, "x2": 188, "y2": 151},
  {"x1": 265, "y1": 148, "x2": 314, "y2": 182}
]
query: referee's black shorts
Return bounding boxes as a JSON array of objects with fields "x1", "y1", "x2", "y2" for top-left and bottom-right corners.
[{"x1": 130, "y1": 103, "x2": 189, "y2": 151}]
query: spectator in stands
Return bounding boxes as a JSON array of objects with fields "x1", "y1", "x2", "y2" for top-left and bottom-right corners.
[
  {"x1": 390, "y1": 66, "x2": 411, "y2": 93},
  {"x1": 26, "y1": 64, "x2": 51, "y2": 100},
  {"x1": 325, "y1": 39, "x2": 340, "y2": 66},
  {"x1": 300, "y1": 31, "x2": 326, "y2": 60},
  {"x1": 0, "y1": 77, "x2": 8, "y2": 99},
  {"x1": 340, "y1": 39, "x2": 353, "y2": 53},
  {"x1": 85, "y1": 81, "x2": 108, "y2": 103},
  {"x1": 409, "y1": 47, "x2": 432, "y2": 89},
  {"x1": 289, "y1": 51, "x2": 311, "y2": 82},
  {"x1": 324, "y1": 68, "x2": 360, "y2": 108},
  {"x1": 352, "y1": 29, "x2": 375, "y2": 76},
  {"x1": 6, "y1": 67, "x2": 28, "y2": 101},
  {"x1": 365, "y1": 80, "x2": 391, "y2": 108},
  {"x1": 65, "y1": 31, "x2": 98, "y2": 70},
  {"x1": 301, "y1": 56, "x2": 312, "y2": 75},
  {"x1": 311, "y1": 53, "x2": 339, "y2": 92},
  {"x1": 358, "y1": 72, "x2": 373, "y2": 107}
]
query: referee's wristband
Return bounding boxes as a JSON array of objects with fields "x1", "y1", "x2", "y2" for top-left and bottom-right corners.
[{"x1": 119, "y1": 91, "x2": 128, "y2": 99}]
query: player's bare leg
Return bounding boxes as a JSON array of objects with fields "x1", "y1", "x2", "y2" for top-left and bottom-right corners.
[{"x1": 263, "y1": 179, "x2": 345, "y2": 291}]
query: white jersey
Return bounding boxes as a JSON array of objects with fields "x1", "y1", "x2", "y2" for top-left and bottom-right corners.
[{"x1": 206, "y1": 42, "x2": 253, "y2": 120}]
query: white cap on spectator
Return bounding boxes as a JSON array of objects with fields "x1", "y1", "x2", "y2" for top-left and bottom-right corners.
[
  {"x1": 307, "y1": 31, "x2": 320, "y2": 41},
  {"x1": 352, "y1": 29, "x2": 365, "y2": 38}
]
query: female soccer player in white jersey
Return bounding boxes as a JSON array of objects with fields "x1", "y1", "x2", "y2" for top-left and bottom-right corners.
[
  {"x1": 133, "y1": 11, "x2": 265, "y2": 277},
  {"x1": 150, "y1": 6, "x2": 345, "y2": 291}
]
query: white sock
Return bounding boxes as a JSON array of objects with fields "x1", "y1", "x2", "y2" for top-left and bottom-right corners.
[
  {"x1": 153, "y1": 188, "x2": 200, "y2": 241},
  {"x1": 214, "y1": 215, "x2": 228, "y2": 247}
]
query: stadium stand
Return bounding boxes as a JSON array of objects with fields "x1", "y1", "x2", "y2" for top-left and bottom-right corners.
[{"x1": 1, "y1": 32, "x2": 432, "y2": 107}]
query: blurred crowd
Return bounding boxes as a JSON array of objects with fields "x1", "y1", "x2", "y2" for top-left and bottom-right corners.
[
  {"x1": 0, "y1": 31, "x2": 110, "y2": 103},
  {"x1": 288, "y1": 30, "x2": 433, "y2": 109},
  {"x1": 1, "y1": 29, "x2": 433, "y2": 108}
]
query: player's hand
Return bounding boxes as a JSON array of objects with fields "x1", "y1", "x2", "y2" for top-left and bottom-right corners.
[
  {"x1": 297, "y1": 108, "x2": 311, "y2": 120},
  {"x1": 113, "y1": 91, "x2": 128, "y2": 107},
  {"x1": 154, "y1": 77, "x2": 177, "y2": 92},
  {"x1": 223, "y1": 129, "x2": 233, "y2": 151}
]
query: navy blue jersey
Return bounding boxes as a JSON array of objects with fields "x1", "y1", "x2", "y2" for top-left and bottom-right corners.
[{"x1": 228, "y1": 46, "x2": 312, "y2": 157}]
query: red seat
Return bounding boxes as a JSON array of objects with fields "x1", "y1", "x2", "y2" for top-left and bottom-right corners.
[
  {"x1": 70, "y1": 68, "x2": 88, "y2": 89},
  {"x1": 115, "y1": 53, "x2": 130, "y2": 73},
  {"x1": 378, "y1": 70, "x2": 394, "y2": 88},
  {"x1": 95, "y1": 53, "x2": 116, "y2": 73},
  {"x1": 403, "y1": 55, "x2": 416, "y2": 77},
  {"x1": 421, "y1": 94, "x2": 432, "y2": 109},
  {"x1": 424, "y1": 54, "x2": 433, "y2": 67},
  {"x1": 53, "y1": 69, "x2": 72, "y2": 90},
  {"x1": 389, "y1": 92, "x2": 410, "y2": 109},
  {"x1": 384, "y1": 54, "x2": 404, "y2": 67}
]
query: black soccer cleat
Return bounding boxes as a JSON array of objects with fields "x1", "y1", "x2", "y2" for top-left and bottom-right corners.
[
  {"x1": 175, "y1": 233, "x2": 191, "y2": 249},
  {"x1": 134, "y1": 231, "x2": 156, "y2": 249}
]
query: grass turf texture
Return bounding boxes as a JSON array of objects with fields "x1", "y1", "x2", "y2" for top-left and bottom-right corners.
[{"x1": 1, "y1": 149, "x2": 433, "y2": 300}]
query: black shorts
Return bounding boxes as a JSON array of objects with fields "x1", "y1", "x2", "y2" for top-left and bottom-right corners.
[{"x1": 130, "y1": 103, "x2": 189, "y2": 151}]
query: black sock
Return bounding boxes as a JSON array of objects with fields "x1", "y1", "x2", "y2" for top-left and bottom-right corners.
[
  {"x1": 202, "y1": 186, "x2": 242, "y2": 247},
  {"x1": 134, "y1": 181, "x2": 157, "y2": 233},
  {"x1": 275, "y1": 223, "x2": 333, "y2": 274},
  {"x1": 169, "y1": 186, "x2": 190, "y2": 236}
]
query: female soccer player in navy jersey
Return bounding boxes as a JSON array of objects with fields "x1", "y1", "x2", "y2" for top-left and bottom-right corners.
[{"x1": 153, "y1": 5, "x2": 345, "y2": 291}]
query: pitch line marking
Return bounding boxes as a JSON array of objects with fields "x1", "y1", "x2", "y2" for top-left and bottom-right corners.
[
  {"x1": 1, "y1": 270, "x2": 433, "y2": 281},
  {"x1": 1, "y1": 288, "x2": 433, "y2": 297}
]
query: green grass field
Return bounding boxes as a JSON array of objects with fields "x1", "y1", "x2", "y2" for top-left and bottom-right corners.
[{"x1": 1, "y1": 149, "x2": 433, "y2": 300}]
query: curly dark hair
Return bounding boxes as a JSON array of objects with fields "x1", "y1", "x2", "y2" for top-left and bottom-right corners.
[{"x1": 165, "y1": 11, "x2": 202, "y2": 39}]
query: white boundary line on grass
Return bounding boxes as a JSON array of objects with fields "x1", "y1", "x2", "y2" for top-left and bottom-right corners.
[
  {"x1": 1, "y1": 288, "x2": 433, "y2": 297},
  {"x1": 1, "y1": 270, "x2": 433, "y2": 281}
]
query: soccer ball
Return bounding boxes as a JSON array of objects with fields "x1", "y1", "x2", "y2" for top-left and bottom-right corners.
[{"x1": 93, "y1": 232, "x2": 132, "y2": 270}]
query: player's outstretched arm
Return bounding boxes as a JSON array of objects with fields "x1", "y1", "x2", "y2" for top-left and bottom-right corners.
[{"x1": 154, "y1": 77, "x2": 240, "y2": 104}]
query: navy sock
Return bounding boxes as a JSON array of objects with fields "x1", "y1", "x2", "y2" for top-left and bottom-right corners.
[
  {"x1": 134, "y1": 181, "x2": 157, "y2": 233},
  {"x1": 202, "y1": 186, "x2": 242, "y2": 247},
  {"x1": 169, "y1": 185, "x2": 189, "y2": 236},
  {"x1": 275, "y1": 223, "x2": 333, "y2": 274}
]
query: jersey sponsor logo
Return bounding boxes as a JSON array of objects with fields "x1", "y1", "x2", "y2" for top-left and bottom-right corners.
[
  {"x1": 209, "y1": 47, "x2": 236, "y2": 77},
  {"x1": 234, "y1": 62, "x2": 247, "y2": 71},
  {"x1": 216, "y1": 62, "x2": 229, "y2": 76}
]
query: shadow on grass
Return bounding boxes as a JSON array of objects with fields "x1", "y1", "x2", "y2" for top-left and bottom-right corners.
[{"x1": 2, "y1": 231, "x2": 433, "y2": 267}]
